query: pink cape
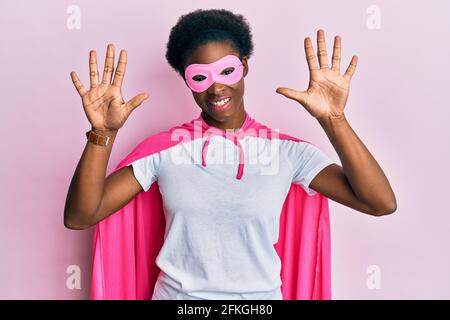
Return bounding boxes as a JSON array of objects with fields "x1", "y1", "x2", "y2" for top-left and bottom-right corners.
[{"x1": 90, "y1": 112, "x2": 332, "y2": 300}]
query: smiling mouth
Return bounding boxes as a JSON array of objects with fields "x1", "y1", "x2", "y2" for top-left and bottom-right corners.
[{"x1": 208, "y1": 97, "x2": 232, "y2": 112}]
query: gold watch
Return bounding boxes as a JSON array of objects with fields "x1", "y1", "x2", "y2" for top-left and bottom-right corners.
[{"x1": 86, "y1": 129, "x2": 111, "y2": 146}]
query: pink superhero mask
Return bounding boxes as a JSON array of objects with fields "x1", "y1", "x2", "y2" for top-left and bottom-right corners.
[{"x1": 184, "y1": 54, "x2": 244, "y2": 93}]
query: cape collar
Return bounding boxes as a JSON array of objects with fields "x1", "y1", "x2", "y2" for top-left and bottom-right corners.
[
  {"x1": 196, "y1": 110, "x2": 253, "y2": 133},
  {"x1": 195, "y1": 110, "x2": 254, "y2": 180}
]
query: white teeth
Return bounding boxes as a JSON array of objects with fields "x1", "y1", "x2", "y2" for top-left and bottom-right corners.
[{"x1": 210, "y1": 98, "x2": 230, "y2": 106}]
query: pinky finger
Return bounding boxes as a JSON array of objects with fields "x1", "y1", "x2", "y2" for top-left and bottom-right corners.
[
  {"x1": 343, "y1": 56, "x2": 358, "y2": 80},
  {"x1": 70, "y1": 71, "x2": 88, "y2": 97},
  {"x1": 124, "y1": 92, "x2": 149, "y2": 113}
]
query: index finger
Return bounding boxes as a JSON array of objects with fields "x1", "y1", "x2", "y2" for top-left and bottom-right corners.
[
  {"x1": 331, "y1": 36, "x2": 342, "y2": 72},
  {"x1": 304, "y1": 37, "x2": 319, "y2": 71},
  {"x1": 112, "y1": 49, "x2": 127, "y2": 87}
]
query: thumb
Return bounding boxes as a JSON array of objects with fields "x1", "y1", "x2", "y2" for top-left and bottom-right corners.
[
  {"x1": 125, "y1": 92, "x2": 149, "y2": 113},
  {"x1": 276, "y1": 87, "x2": 308, "y2": 106}
]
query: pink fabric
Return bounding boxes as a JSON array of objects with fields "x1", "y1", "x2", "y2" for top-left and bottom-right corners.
[
  {"x1": 201, "y1": 125, "x2": 246, "y2": 179},
  {"x1": 91, "y1": 112, "x2": 332, "y2": 300},
  {"x1": 184, "y1": 54, "x2": 244, "y2": 92}
]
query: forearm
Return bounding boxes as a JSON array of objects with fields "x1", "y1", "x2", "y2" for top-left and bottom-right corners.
[
  {"x1": 317, "y1": 113, "x2": 396, "y2": 213},
  {"x1": 64, "y1": 129, "x2": 118, "y2": 228}
]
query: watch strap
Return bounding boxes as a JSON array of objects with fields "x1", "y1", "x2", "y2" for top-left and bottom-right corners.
[{"x1": 86, "y1": 129, "x2": 111, "y2": 146}]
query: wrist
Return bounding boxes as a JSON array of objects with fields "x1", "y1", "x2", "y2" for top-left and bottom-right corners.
[
  {"x1": 317, "y1": 113, "x2": 347, "y2": 128},
  {"x1": 86, "y1": 128, "x2": 118, "y2": 147},
  {"x1": 91, "y1": 127, "x2": 118, "y2": 137}
]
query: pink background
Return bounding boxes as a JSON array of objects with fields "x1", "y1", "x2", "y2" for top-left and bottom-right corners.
[{"x1": 1, "y1": 0, "x2": 449, "y2": 299}]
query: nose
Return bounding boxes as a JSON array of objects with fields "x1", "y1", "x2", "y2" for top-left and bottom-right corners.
[{"x1": 207, "y1": 81, "x2": 227, "y2": 95}]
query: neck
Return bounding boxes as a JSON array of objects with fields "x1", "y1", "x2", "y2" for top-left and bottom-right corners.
[{"x1": 201, "y1": 105, "x2": 246, "y2": 131}]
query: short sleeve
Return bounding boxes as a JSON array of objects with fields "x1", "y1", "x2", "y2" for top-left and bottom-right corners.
[
  {"x1": 287, "y1": 141, "x2": 334, "y2": 196},
  {"x1": 127, "y1": 153, "x2": 160, "y2": 192}
]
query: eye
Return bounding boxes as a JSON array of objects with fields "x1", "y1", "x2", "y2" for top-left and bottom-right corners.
[
  {"x1": 191, "y1": 67, "x2": 235, "y2": 82},
  {"x1": 192, "y1": 75, "x2": 206, "y2": 82},
  {"x1": 222, "y1": 68, "x2": 235, "y2": 75}
]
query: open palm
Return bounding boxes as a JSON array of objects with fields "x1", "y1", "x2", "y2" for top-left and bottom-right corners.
[
  {"x1": 276, "y1": 29, "x2": 357, "y2": 120},
  {"x1": 70, "y1": 43, "x2": 148, "y2": 133}
]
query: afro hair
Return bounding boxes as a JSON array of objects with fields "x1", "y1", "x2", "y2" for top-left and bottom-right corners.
[{"x1": 165, "y1": 8, "x2": 254, "y2": 78}]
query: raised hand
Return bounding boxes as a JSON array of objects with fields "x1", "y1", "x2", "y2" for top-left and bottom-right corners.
[
  {"x1": 70, "y1": 43, "x2": 149, "y2": 134},
  {"x1": 276, "y1": 29, "x2": 357, "y2": 120}
]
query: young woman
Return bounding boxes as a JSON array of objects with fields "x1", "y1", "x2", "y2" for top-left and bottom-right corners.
[{"x1": 65, "y1": 9, "x2": 396, "y2": 300}]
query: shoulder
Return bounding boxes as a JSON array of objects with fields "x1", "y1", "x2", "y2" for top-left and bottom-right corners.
[
  {"x1": 250, "y1": 119, "x2": 313, "y2": 145},
  {"x1": 246, "y1": 120, "x2": 320, "y2": 156},
  {"x1": 269, "y1": 129, "x2": 316, "y2": 152},
  {"x1": 117, "y1": 120, "x2": 199, "y2": 169}
]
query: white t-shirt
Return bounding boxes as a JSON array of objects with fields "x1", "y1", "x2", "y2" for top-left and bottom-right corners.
[{"x1": 128, "y1": 134, "x2": 334, "y2": 300}]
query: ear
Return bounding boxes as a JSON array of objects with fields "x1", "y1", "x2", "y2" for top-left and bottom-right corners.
[{"x1": 242, "y1": 56, "x2": 249, "y2": 77}]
